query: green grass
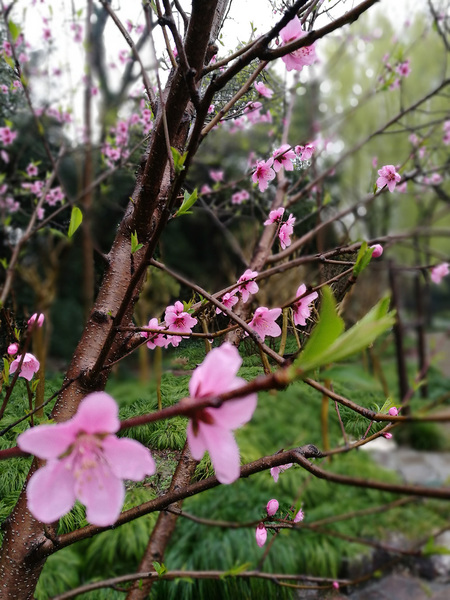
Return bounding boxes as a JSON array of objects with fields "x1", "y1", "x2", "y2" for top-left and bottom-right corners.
[{"x1": 1, "y1": 338, "x2": 449, "y2": 599}]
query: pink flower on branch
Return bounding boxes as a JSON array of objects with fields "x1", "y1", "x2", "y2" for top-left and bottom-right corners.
[
  {"x1": 430, "y1": 262, "x2": 449, "y2": 284},
  {"x1": 292, "y1": 284, "x2": 318, "y2": 327},
  {"x1": 17, "y1": 393, "x2": 156, "y2": 526},
  {"x1": 236, "y1": 269, "x2": 259, "y2": 303},
  {"x1": 278, "y1": 214, "x2": 295, "y2": 249},
  {"x1": 376, "y1": 165, "x2": 401, "y2": 192},
  {"x1": 270, "y1": 463, "x2": 293, "y2": 482},
  {"x1": 216, "y1": 292, "x2": 239, "y2": 315},
  {"x1": 252, "y1": 158, "x2": 275, "y2": 192},
  {"x1": 370, "y1": 244, "x2": 383, "y2": 258},
  {"x1": 254, "y1": 81, "x2": 273, "y2": 98},
  {"x1": 28, "y1": 313, "x2": 45, "y2": 328},
  {"x1": 293, "y1": 508, "x2": 304, "y2": 523},
  {"x1": 264, "y1": 207, "x2": 285, "y2": 225},
  {"x1": 10, "y1": 353, "x2": 40, "y2": 381},
  {"x1": 272, "y1": 144, "x2": 295, "y2": 172},
  {"x1": 185, "y1": 343, "x2": 257, "y2": 484},
  {"x1": 248, "y1": 307, "x2": 282, "y2": 341},
  {"x1": 256, "y1": 523, "x2": 268, "y2": 547},
  {"x1": 279, "y1": 16, "x2": 317, "y2": 72},
  {"x1": 266, "y1": 498, "x2": 279, "y2": 516},
  {"x1": 141, "y1": 317, "x2": 168, "y2": 349},
  {"x1": 164, "y1": 301, "x2": 197, "y2": 335}
]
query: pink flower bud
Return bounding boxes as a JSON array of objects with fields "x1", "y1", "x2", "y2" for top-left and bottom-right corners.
[
  {"x1": 370, "y1": 244, "x2": 383, "y2": 258},
  {"x1": 266, "y1": 499, "x2": 279, "y2": 516},
  {"x1": 333, "y1": 581, "x2": 340, "y2": 589},
  {"x1": 7, "y1": 343, "x2": 19, "y2": 355},
  {"x1": 388, "y1": 407, "x2": 398, "y2": 416},
  {"x1": 28, "y1": 313, "x2": 45, "y2": 328},
  {"x1": 255, "y1": 523, "x2": 267, "y2": 547},
  {"x1": 293, "y1": 508, "x2": 304, "y2": 523},
  {"x1": 383, "y1": 432, "x2": 393, "y2": 439}
]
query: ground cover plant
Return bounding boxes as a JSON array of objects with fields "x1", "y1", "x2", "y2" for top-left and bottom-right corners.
[{"x1": 0, "y1": 0, "x2": 449, "y2": 598}]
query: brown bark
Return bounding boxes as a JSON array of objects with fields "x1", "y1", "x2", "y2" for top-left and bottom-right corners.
[
  {"x1": 126, "y1": 444, "x2": 197, "y2": 600},
  {"x1": 0, "y1": 2, "x2": 221, "y2": 597}
]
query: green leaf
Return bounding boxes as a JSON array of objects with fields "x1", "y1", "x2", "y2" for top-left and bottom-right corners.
[
  {"x1": 131, "y1": 231, "x2": 143, "y2": 254},
  {"x1": 422, "y1": 536, "x2": 450, "y2": 556},
  {"x1": 3, "y1": 358, "x2": 10, "y2": 385},
  {"x1": 353, "y1": 241, "x2": 373, "y2": 276},
  {"x1": 170, "y1": 147, "x2": 188, "y2": 175},
  {"x1": 295, "y1": 286, "x2": 344, "y2": 371},
  {"x1": 152, "y1": 561, "x2": 167, "y2": 577},
  {"x1": 68, "y1": 207, "x2": 83, "y2": 238},
  {"x1": 3, "y1": 54, "x2": 15, "y2": 70},
  {"x1": 176, "y1": 188, "x2": 198, "y2": 217},
  {"x1": 221, "y1": 562, "x2": 252, "y2": 578},
  {"x1": 373, "y1": 183, "x2": 378, "y2": 194},
  {"x1": 295, "y1": 290, "x2": 395, "y2": 374},
  {"x1": 8, "y1": 21, "x2": 22, "y2": 42},
  {"x1": 0, "y1": 258, "x2": 8, "y2": 270}
]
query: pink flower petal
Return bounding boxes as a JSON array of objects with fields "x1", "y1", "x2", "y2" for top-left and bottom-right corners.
[
  {"x1": 27, "y1": 460, "x2": 76, "y2": 523},
  {"x1": 198, "y1": 423, "x2": 241, "y2": 484},
  {"x1": 102, "y1": 436, "x2": 156, "y2": 480},
  {"x1": 72, "y1": 392, "x2": 120, "y2": 434},
  {"x1": 189, "y1": 343, "x2": 242, "y2": 399},
  {"x1": 212, "y1": 391, "x2": 258, "y2": 430},
  {"x1": 17, "y1": 422, "x2": 78, "y2": 459},
  {"x1": 76, "y1": 462, "x2": 125, "y2": 526}
]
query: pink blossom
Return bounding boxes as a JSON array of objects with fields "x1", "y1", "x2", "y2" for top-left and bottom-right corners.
[
  {"x1": 294, "y1": 508, "x2": 304, "y2": 523},
  {"x1": 272, "y1": 144, "x2": 295, "y2": 172},
  {"x1": 118, "y1": 49, "x2": 131, "y2": 64},
  {"x1": 264, "y1": 207, "x2": 285, "y2": 225},
  {"x1": 9, "y1": 353, "x2": 40, "y2": 381},
  {"x1": 376, "y1": 165, "x2": 401, "y2": 192},
  {"x1": 46, "y1": 187, "x2": 64, "y2": 206},
  {"x1": 299, "y1": 143, "x2": 315, "y2": 161},
  {"x1": 207, "y1": 104, "x2": 215, "y2": 114},
  {"x1": 7, "y1": 343, "x2": 18, "y2": 355},
  {"x1": 430, "y1": 262, "x2": 449, "y2": 284},
  {"x1": 270, "y1": 463, "x2": 293, "y2": 482},
  {"x1": 28, "y1": 313, "x2": 45, "y2": 328},
  {"x1": 388, "y1": 407, "x2": 398, "y2": 417},
  {"x1": 231, "y1": 190, "x2": 250, "y2": 204},
  {"x1": 42, "y1": 28, "x2": 52, "y2": 42},
  {"x1": 0, "y1": 150, "x2": 9, "y2": 163},
  {"x1": 333, "y1": 581, "x2": 340, "y2": 590},
  {"x1": 443, "y1": 120, "x2": 450, "y2": 145},
  {"x1": 201, "y1": 184, "x2": 212, "y2": 195},
  {"x1": 254, "y1": 81, "x2": 273, "y2": 98},
  {"x1": 244, "y1": 101, "x2": 263, "y2": 124},
  {"x1": 396, "y1": 60, "x2": 411, "y2": 78},
  {"x1": 409, "y1": 133, "x2": 419, "y2": 145},
  {"x1": 236, "y1": 269, "x2": 259, "y2": 303},
  {"x1": 430, "y1": 173, "x2": 443, "y2": 185},
  {"x1": 164, "y1": 301, "x2": 197, "y2": 335},
  {"x1": 186, "y1": 343, "x2": 257, "y2": 484},
  {"x1": 266, "y1": 498, "x2": 279, "y2": 516},
  {"x1": 383, "y1": 432, "x2": 393, "y2": 439},
  {"x1": 396, "y1": 181, "x2": 407, "y2": 193},
  {"x1": 216, "y1": 292, "x2": 239, "y2": 315},
  {"x1": 279, "y1": 16, "x2": 317, "y2": 72},
  {"x1": 372, "y1": 156, "x2": 378, "y2": 168},
  {"x1": 141, "y1": 317, "x2": 168, "y2": 349},
  {"x1": 210, "y1": 170, "x2": 224, "y2": 183},
  {"x1": 278, "y1": 214, "x2": 295, "y2": 249},
  {"x1": 256, "y1": 523, "x2": 267, "y2": 547},
  {"x1": 292, "y1": 284, "x2": 318, "y2": 327},
  {"x1": 0, "y1": 126, "x2": 17, "y2": 146},
  {"x1": 17, "y1": 392, "x2": 156, "y2": 526},
  {"x1": 249, "y1": 307, "x2": 282, "y2": 341},
  {"x1": 370, "y1": 244, "x2": 383, "y2": 258},
  {"x1": 26, "y1": 163, "x2": 39, "y2": 177},
  {"x1": 389, "y1": 78, "x2": 400, "y2": 91}
]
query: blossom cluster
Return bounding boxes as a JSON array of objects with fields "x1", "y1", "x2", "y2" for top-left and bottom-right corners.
[
  {"x1": 255, "y1": 497, "x2": 305, "y2": 547},
  {"x1": 264, "y1": 207, "x2": 296, "y2": 250}
]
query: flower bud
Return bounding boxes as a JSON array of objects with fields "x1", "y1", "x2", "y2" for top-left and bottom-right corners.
[
  {"x1": 370, "y1": 244, "x2": 383, "y2": 258},
  {"x1": 333, "y1": 581, "x2": 340, "y2": 589},
  {"x1": 388, "y1": 407, "x2": 398, "y2": 416},
  {"x1": 255, "y1": 523, "x2": 267, "y2": 547},
  {"x1": 383, "y1": 432, "x2": 393, "y2": 439},
  {"x1": 7, "y1": 343, "x2": 19, "y2": 355},
  {"x1": 293, "y1": 508, "x2": 304, "y2": 523},
  {"x1": 266, "y1": 499, "x2": 279, "y2": 516},
  {"x1": 28, "y1": 313, "x2": 45, "y2": 328}
]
